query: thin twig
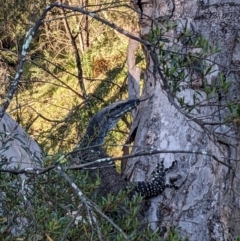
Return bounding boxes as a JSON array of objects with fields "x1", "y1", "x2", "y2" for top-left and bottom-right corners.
[
  {"x1": 0, "y1": 3, "x2": 149, "y2": 119},
  {"x1": 55, "y1": 165, "x2": 129, "y2": 240},
  {"x1": 1, "y1": 148, "x2": 234, "y2": 175}
]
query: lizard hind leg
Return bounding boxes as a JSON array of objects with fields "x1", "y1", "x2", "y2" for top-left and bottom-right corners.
[
  {"x1": 164, "y1": 160, "x2": 177, "y2": 172},
  {"x1": 152, "y1": 159, "x2": 179, "y2": 190},
  {"x1": 164, "y1": 160, "x2": 179, "y2": 189}
]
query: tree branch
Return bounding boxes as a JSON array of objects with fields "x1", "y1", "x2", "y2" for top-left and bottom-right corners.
[
  {"x1": 0, "y1": 148, "x2": 233, "y2": 175},
  {"x1": 0, "y1": 3, "x2": 150, "y2": 120},
  {"x1": 55, "y1": 165, "x2": 129, "y2": 240}
]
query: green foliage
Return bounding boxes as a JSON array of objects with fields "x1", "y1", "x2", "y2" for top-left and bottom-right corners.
[
  {"x1": 165, "y1": 228, "x2": 188, "y2": 241},
  {"x1": 0, "y1": 163, "x2": 186, "y2": 240},
  {"x1": 147, "y1": 19, "x2": 239, "y2": 131},
  {"x1": 2, "y1": 1, "x2": 238, "y2": 240},
  {"x1": 0, "y1": 0, "x2": 141, "y2": 156}
]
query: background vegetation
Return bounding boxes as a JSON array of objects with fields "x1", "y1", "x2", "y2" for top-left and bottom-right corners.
[
  {"x1": 0, "y1": 1, "x2": 170, "y2": 240},
  {"x1": 1, "y1": 0, "x2": 239, "y2": 240},
  {"x1": 0, "y1": 0, "x2": 142, "y2": 155}
]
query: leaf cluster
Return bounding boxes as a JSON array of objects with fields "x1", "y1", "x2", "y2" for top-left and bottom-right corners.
[
  {"x1": 0, "y1": 164, "x2": 185, "y2": 241},
  {"x1": 147, "y1": 19, "x2": 240, "y2": 137}
]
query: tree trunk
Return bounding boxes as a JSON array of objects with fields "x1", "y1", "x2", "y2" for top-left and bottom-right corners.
[
  {"x1": 125, "y1": 1, "x2": 240, "y2": 240},
  {"x1": 0, "y1": 108, "x2": 43, "y2": 169},
  {"x1": 0, "y1": 108, "x2": 43, "y2": 236}
]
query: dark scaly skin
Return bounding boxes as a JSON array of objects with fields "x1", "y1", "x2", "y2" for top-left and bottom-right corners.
[
  {"x1": 71, "y1": 98, "x2": 177, "y2": 199},
  {"x1": 71, "y1": 98, "x2": 140, "y2": 167},
  {"x1": 128, "y1": 160, "x2": 178, "y2": 199}
]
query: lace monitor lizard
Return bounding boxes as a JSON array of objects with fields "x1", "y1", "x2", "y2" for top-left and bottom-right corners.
[{"x1": 70, "y1": 98, "x2": 177, "y2": 199}]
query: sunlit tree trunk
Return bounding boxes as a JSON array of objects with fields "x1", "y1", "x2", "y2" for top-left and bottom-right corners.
[{"x1": 125, "y1": 1, "x2": 240, "y2": 240}]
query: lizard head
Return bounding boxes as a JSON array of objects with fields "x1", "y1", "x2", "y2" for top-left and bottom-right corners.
[{"x1": 84, "y1": 98, "x2": 140, "y2": 146}]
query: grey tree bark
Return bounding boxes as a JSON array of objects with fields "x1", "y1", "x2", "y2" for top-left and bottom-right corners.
[
  {"x1": 124, "y1": 0, "x2": 240, "y2": 240},
  {"x1": 0, "y1": 108, "x2": 43, "y2": 235},
  {"x1": 0, "y1": 107, "x2": 43, "y2": 169}
]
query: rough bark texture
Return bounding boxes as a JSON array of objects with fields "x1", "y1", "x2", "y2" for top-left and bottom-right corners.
[
  {"x1": 125, "y1": 0, "x2": 240, "y2": 240},
  {"x1": 0, "y1": 107, "x2": 43, "y2": 169},
  {"x1": 0, "y1": 108, "x2": 43, "y2": 235},
  {"x1": 122, "y1": 32, "x2": 141, "y2": 174}
]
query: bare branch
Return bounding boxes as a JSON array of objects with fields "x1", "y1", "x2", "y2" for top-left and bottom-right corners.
[
  {"x1": 61, "y1": 8, "x2": 87, "y2": 99},
  {"x1": 55, "y1": 165, "x2": 129, "y2": 240},
  {"x1": 69, "y1": 148, "x2": 233, "y2": 169},
  {"x1": 0, "y1": 5, "x2": 55, "y2": 119},
  {"x1": 1, "y1": 148, "x2": 233, "y2": 175},
  {"x1": 0, "y1": 3, "x2": 149, "y2": 120}
]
